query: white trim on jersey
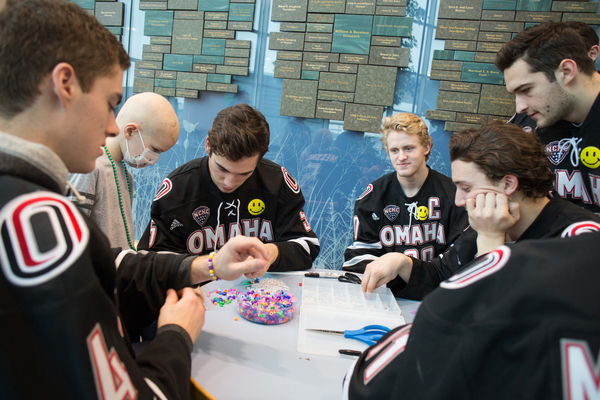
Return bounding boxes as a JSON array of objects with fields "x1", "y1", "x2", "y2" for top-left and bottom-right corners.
[
  {"x1": 288, "y1": 237, "x2": 320, "y2": 254},
  {"x1": 561, "y1": 220, "x2": 600, "y2": 237},
  {"x1": 342, "y1": 358, "x2": 359, "y2": 400},
  {"x1": 144, "y1": 378, "x2": 168, "y2": 400},
  {"x1": 347, "y1": 241, "x2": 383, "y2": 250},
  {"x1": 441, "y1": 246, "x2": 511, "y2": 290},
  {"x1": 343, "y1": 254, "x2": 379, "y2": 267},
  {"x1": 115, "y1": 249, "x2": 185, "y2": 269},
  {"x1": 114, "y1": 249, "x2": 136, "y2": 269}
]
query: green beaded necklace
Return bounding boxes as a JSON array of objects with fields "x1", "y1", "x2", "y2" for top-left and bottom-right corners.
[{"x1": 104, "y1": 146, "x2": 136, "y2": 250}]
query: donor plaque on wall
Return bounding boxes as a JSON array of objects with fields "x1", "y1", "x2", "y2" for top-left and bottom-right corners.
[
  {"x1": 269, "y1": 0, "x2": 413, "y2": 133},
  {"x1": 132, "y1": 0, "x2": 256, "y2": 99}
]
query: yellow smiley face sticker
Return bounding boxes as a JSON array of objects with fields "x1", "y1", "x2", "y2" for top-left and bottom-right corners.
[
  {"x1": 417, "y1": 206, "x2": 428, "y2": 220},
  {"x1": 581, "y1": 146, "x2": 600, "y2": 169},
  {"x1": 248, "y1": 199, "x2": 266, "y2": 215}
]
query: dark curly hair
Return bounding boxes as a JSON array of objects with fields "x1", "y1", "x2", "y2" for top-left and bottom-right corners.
[
  {"x1": 207, "y1": 103, "x2": 270, "y2": 161},
  {"x1": 449, "y1": 121, "x2": 553, "y2": 199},
  {"x1": 495, "y1": 21, "x2": 596, "y2": 82}
]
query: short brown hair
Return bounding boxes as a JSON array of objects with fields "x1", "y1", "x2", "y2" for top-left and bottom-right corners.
[
  {"x1": 449, "y1": 121, "x2": 553, "y2": 199},
  {"x1": 564, "y1": 21, "x2": 600, "y2": 52},
  {"x1": 381, "y1": 112, "x2": 432, "y2": 160},
  {"x1": 207, "y1": 103, "x2": 270, "y2": 161},
  {"x1": 495, "y1": 21, "x2": 596, "y2": 82},
  {"x1": 0, "y1": 0, "x2": 130, "y2": 118}
]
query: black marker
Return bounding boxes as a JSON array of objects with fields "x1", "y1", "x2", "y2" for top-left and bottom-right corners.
[
  {"x1": 304, "y1": 272, "x2": 343, "y2": 279},
  {"x1": 339, "y1": 349, "x2": 362, "y2": 356}
]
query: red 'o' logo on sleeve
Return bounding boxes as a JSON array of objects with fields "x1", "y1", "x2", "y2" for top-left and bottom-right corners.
[
  {"x1": 358, "y1": 184, "x2": 373, "y2": 200},
  {"x1": 153, "y1": 178, "x2": 172, "y2": 201},
  {"x1": 0, "y1": 192, "x2": 89, "y2": 287},
  {"x1": 561, "y1": 221, "x2": 600, "y2": 238},
  {"x1": 282, "y1": 167, "x2": 300, "y2": 194},
  {"x1": 440, "y1": 246, "x2": 511, "y2": 290}
]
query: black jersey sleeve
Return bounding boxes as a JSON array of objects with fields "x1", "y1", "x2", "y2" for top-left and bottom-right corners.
[
  {"x1": 343, "y1": 191, "x2": 386, "y2": 273},
  {"x1": 388, "y1": 227, "x2": 478, "y2": 300},
  {"x1": 136, "y1": 170, "x2": 194, "y2": 253},
  {"x1": 112, "y1": 248, "x2": 194, "y2": 342},
  {"x1": 345, "y1": 232, "x2": 600, "y2": 400},
  {"x1": 137, "y1": 194, "x2": 187, "y2": 253},
  {"x1": 268, "y1": 171, "x2": 320, "y2": 271}
]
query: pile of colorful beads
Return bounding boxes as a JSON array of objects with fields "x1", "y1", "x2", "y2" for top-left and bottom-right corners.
[
  {"x1": 245, "y1": 277, "x2": 289, "y2": 293},
  {"x1": 207, "y1": 288, "x2": 237, "y2": 307},
  {"x1": 237, "y1": 288, "x2": 298, "y2": 325}
]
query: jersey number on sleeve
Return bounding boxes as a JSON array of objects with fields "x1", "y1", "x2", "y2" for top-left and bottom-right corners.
[{"x1": 87, "y1": 323, "x2": 137, "y2": 400}]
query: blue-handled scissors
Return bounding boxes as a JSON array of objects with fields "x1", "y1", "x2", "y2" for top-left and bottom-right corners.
[{"x1": 306, "y1": 324, "x2": 390, "y2": 346}]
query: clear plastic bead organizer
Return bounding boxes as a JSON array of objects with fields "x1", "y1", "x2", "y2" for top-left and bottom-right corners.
[{"x1": 297, "y1": 277, "x2": 405, "y2": 357}]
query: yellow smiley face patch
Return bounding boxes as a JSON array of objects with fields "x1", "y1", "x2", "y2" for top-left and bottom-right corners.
[
  {"x1": 417, "y1": 206, "x2": 428, "y2": 220},
  {"x1": 248, "y1": 199, "x2": 265, "y2": 215},
  {"x1": 581, "y1": 146, "x2": 600, "y2": 169}
]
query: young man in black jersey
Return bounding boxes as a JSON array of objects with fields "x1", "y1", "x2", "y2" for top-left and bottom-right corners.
[
  {"x1": 506, "y1": 21, "x2": 600, "y2": 133},
  {"x1": 361, "y1": 122, "x2": 600, "y2": 299},
  {"x1": 137, "y1": 103, "x2": 320, "y2": 274},
  {"x1": 0, "y1": 1, "x2": 271, "y2": 398},
  {"x1": 497, "y1": 21, "x2": 600, "y2": 215},
  {"x1": 342, "y1": 113, "x2": 467, "y2": 279},
  {"x1": 343, "y1": 227, "x2": 600, "y2": 400}
]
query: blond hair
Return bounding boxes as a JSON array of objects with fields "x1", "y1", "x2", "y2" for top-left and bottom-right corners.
[{"x1": 381, "y1": 113, "x2": 432, "y2": 160}]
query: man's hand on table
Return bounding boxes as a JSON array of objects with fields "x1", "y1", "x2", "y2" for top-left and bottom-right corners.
[{"x1": 361, "y1": 252, "x2": 413, "y2": 293}]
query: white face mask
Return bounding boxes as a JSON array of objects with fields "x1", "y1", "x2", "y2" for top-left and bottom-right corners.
[{"x1": 123, "y1": 128, "x2": 160, "y2": 168}]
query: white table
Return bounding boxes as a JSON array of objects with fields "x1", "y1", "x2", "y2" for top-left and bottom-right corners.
[{"x1": 191, "y1": 272, "x2": 421, "y2": 400}]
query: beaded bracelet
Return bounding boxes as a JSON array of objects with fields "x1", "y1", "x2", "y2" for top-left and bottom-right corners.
[{"x1": 208, "y1": 251, "x2": 219, "y2": 281}]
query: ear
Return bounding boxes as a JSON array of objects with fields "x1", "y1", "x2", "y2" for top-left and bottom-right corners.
[
  {"x1": 424, "y1": 142, "x2": 432, "y2": 157},
  {"x1": 205, "y1": 137, "x2": 211, "y2": 155},
  {"x1": 503, "y1": 174, "x2": 519, "y2": 196},
  {"x1": 123, "y1": 123, "x2": 139, "y2": 139},
  {"x1": 589, "y1": 45, "x2": 599, "y2": 63},
  {"x1": 557, "y1": 59, "x2": 578, "y2": 86},
  {"x1": 51, "y1": 62, "x2": 78, "y2": 108}
]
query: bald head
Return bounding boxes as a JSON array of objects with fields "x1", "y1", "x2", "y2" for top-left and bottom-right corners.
[{"x1": 117, "y1": 92, "x2": 180, "y2": 153}]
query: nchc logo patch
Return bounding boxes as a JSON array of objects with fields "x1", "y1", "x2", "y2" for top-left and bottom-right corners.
[
  {"x1": 192, "y1": 206, "x2": 210, "y2": 227},
  {"x1": 546, "y1": 140, "x2": 570, "y2": 166},
  {"x1": 383, "y1": 205, "x2": 400, "y2": 222},
  {"x1": 0, "y1": 192, "x2": 89, "y2": 287}
]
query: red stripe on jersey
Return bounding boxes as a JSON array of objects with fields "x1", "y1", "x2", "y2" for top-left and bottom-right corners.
[
  {"x1": 441, "y1": 246, "x2": 511, "y2": 289},
  {"x1": 561, "y1": 221, "x2": 600, "y2": 238},
  {"x1": 364, "y1": 328, "x2": 411, "y2": 385}
]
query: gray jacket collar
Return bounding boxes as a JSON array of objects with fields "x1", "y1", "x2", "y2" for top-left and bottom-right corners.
[{"x1": 0, "y1": 131, "x2": 69, "y2": 194}]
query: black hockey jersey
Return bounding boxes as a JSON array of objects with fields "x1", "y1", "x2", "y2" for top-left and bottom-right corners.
[
  {"x1": 138, "y1": 156, "x2": 319, "y2": 271},
  {"x1": 0, "y1": 140, "x2": 196, "y2": 399},
  {"x1": 343, "y1": 227, "x2": 600, "y2": 400},
  {"x1": 343, "y1": 168, "x2": 468, "y2": 272},
  {"x1": 392, "y1": 195, "x2": 600, "y2": 300},
  {"x1": 536, "y1": 92, "x2": 600, "y2": 216},
  {"x1": 508, "y1": 112, "x2": 537, "y2": 132}
]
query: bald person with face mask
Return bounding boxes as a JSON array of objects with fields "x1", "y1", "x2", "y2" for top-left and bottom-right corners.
[{"x1": 68, "y1": 92, "x2": 180, "y2": 250}]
